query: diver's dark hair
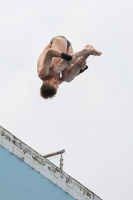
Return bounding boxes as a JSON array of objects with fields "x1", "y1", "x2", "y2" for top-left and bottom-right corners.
[{"x1": 40, "y1": 83, "x2": 57, "y2": 99}]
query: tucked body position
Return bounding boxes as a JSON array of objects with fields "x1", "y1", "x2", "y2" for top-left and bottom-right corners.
[{"x1": 37, "y1": 36, "x2": 102, "y2": 99}]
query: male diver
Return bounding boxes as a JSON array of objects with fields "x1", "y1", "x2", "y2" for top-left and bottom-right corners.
[{"x1": 37, "y1": 36, "x2": 102, "y2": 99}]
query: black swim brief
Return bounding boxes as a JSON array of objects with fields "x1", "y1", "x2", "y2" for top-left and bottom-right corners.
[{"x1": 50, "y1": 36, "x2": 71, "y2": 49}]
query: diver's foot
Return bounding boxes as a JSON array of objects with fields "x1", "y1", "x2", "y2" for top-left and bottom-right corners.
[{"x1": 85, "y1": 45, "x2": 102, "y2": 56}]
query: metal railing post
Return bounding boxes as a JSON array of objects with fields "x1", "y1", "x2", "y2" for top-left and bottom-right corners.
[{"x1": 43, "y1": 149, "x2": 65, "y2": 170}]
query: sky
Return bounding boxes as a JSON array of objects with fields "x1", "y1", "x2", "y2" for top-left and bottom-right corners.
[{"x1": 0, "y1": 0, "x2": 133, "y2": 200}]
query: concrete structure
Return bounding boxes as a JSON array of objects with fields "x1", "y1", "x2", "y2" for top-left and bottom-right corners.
[{"x1": 0, "y1": 126, "x2": 102, "y2": 200}]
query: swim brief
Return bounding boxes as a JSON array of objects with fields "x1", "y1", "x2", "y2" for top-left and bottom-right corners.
[{"x1": 50, "y1": 36, "x2": 71, "y2": 49}]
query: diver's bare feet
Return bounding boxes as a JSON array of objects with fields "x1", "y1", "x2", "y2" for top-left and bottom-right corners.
[{"x1": 85, "y1": 45, "x2": 102, "y2": 56}]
